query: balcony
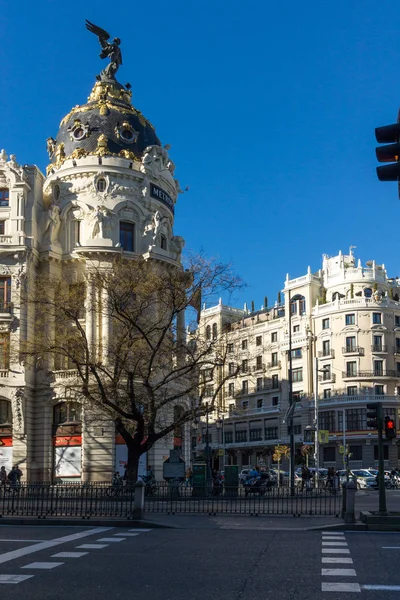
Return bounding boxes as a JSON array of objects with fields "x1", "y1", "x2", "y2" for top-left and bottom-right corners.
[
  {"x1": 394, "y1": 347, "x2": 400, "y2": 356},
  {"x1": 371, "y1": 345, "x2": 388, "y2": 353},
  {"x1": 0, "y1": 236, "x2": 12, "y2": 244},
  {"x1": 342, "y1": 346, "x2": 364, "y2": 356},
  {"x1": 318, "y1": 349, "x2": 335, "y2": 359},
  {"x1": 318, "y1": 373, "x2": 336, "y2": 383},
  {"x1": 318, "y1": 394, "x2": 399, "y2": 407},
  {"x1": 342, "y1": 370, "x2": 400, "y2": 379},
  {"x1": 0, "y1": 302, "x2": 12, "y2": 315},
  {"x1": 54, "y1": 369, "x2": 80, "y2": 380},
  {"x1": 235, "y1": 382, "x2": 281, "y2": 398},
  {"x1": 267, "y1": 361, "x2": 281, "y2": 369},
  {"x1": 252, "y1": 364, "x2": 266, "y2": 372}
]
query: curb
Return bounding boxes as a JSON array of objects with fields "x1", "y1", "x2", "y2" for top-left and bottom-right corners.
[{"x1": 0, "y1": 517, "x2": 173, "y2": 528}]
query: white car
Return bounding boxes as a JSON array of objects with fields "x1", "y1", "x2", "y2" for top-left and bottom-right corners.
[{"x1": 239, "y1": 469, "x2": 250, "y2": 485}]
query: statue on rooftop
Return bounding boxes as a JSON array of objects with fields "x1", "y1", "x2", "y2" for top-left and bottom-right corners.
[{"x1": 85, "y1": 19, "x2": 122, "y2": 81}]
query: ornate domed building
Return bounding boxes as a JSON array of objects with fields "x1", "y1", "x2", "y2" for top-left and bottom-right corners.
[{"x1": 0, "y1": 28, "x2": 188, "y2": 482}]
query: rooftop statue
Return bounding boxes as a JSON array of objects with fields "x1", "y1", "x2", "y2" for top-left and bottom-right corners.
[{"x1": 85, "y1": 19, "x2": 122, "y2": 81}]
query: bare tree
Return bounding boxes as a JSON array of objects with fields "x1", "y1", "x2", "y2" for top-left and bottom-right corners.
[{"x1": 23, "y1": 255, "x2": 243, "y2": 480}]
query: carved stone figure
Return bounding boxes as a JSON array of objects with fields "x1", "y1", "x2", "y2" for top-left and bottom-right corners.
[
  {"x1": 85, "y1": 20, "x2": 122, "y2": 81},
  {"x1": 0, "y1": 150, "x2": 7, "y2": 163},
  {"x1": 170, "y1": 235, "x2": 185, "y2": 261},
  {"x1": 43, "y1": 205, "x2": 61, "y2": 245},
  {"x1": 141, "y1": 145, "x2": 169, "y2": 174},
  {"x1": 90, "y1": 205, "x2": 113, "y2": 239},
  {"x1": 46, "y1": 137, "x2": 56, "y2": 158}
]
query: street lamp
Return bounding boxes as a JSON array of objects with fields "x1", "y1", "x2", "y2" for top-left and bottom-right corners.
[
  {"x1": 204, "y1": 401, "x2": 212, "y2": 486},
  {"x1": 216, "y1": 417, "x2": 224, "y2": 471}
]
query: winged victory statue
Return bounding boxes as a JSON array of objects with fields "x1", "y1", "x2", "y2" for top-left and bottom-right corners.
[{"x1": 85, "y1": 20, "x2": 122, "y2": 81}]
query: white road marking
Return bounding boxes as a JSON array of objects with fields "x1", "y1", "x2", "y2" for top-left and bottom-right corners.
[
  {"x1": 0, "y1": 574, "x2": 34, "y2": 584},
  {"x1": 321, "y1": 582, "x2": 361, "y2": 592},
  {"x1": 0, "y1": 527, "x2": 112, "y2": 566},
  {"x1": 51, "y1": 552, "x2": 88, "y2": 558},
  {"x1": 322, "y1": 541, "x2": 348, "y2": 546},
  {"x1": 362, "y1": 585, "x2": 400, "y2": 591},
  {"x1": 322, "y1": 548, "x2": 350, "y2": 554},
  {"x1": 114, "y1": 533, "x2": 140, "y2": 537},
  {"x1": 97, "y1": 537, "x2": 125, "y2": 542},
  {"x1": 128, "y1": 528, "x2": 152, "y2": 532},
  {"x1": 322, "y1": 532, "x2": 345, "y2": 536},
  {"x1": 22, "y1": 562, "x2": 64, "y2": 570},
  {"x1": 322, "y1": 557, "x2": 353, "y2": 564},
  {"x1": 0, "y1": 539, "x2": 45, "y2": 543},
  {"x1": 322, "y1": 568, "x2": 357, "y2": 576},
  {"x1": 76, "y1": 544, "x2": 108, "y2": 549},
  {"x1": 382, "y1": 546, "x2": 400, "y2": 549}
]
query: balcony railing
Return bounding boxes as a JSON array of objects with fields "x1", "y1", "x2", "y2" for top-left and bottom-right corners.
[
  {"x1": 318, "y1": 373, "x2": 336, "y2": 383},
  {"x1": 394, "y1": 347, "x2": 400, "y2": 355},
  {"x1": 342, "y1": 370, "x2": 400, "y2": 379},
  {"x1": 0, "y1": 302, "x2": 12, "y2": 314},
  {"x1": 342, "y1": 346, "x2": 364, "y2": 356},
  {"x1": 318, "y1": 349, "x2": 335, "y2": 359},
  {"x1": 267, "y1": 361, "x2": 281, "y2": 369},
  {"x1": 371, "y1": 345, "x2": 387, "y2": 353}
]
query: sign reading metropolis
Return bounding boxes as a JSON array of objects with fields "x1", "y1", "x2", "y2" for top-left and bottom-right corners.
[{"x1": 150, "y1": 183, "x2": 174, "y2": 213}]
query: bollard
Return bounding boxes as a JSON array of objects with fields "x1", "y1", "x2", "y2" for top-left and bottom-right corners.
[
  {"x1": 134, "y1": 480, "x2": 145, "y2": 520},
  {"x1": 344, "y1": 479, "x2": 357, "y2": 523},
  {"x1": 341, "y1": 483, "x2": 347, "y2": 519}
]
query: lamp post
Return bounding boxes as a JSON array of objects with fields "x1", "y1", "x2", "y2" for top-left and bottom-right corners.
[
  {"x1": 216, "y1": 417, "x2": 224, "y2": 471},
  {"x1": 204, "y1": 401, "x2": 211, "y2": 486}
]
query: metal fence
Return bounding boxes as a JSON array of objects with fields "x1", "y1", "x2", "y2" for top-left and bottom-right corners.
[
  {"x1": 0, "y1": 483, "x2": 137, "y2": 519},
  {"x1": 144, "y1": 483, "x2": 343, "y2": 516}
]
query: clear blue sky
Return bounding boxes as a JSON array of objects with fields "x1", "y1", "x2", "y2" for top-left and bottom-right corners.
[{"x1": 0, "y1": 1, "x2": 399, "y2": 309}]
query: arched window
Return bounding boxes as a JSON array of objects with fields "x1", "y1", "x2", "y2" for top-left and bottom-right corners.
[
  {"x1": 160, "y1": 235, "x2": 167, "y2": 250},
  {"x1": 0, "y1": 400, "x2": 11, "y2": 424},
  {"x1": 364, "y1": 288, "x2": 372, "y2": 298},
  {"x1": 53, "y1": 402, "x2": 82, "y2": 425},
  {"x1": 212, "y1": 323, "x2": 218, "y2": 339},
  {"x1": 206, "y1": 325, "x2": 211, "y2": 340},
  {"x1": 119, "y1": 222, "x2": 135, "y2": 252}
]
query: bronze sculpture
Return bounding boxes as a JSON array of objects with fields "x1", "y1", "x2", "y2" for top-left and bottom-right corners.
[{"x1": 85, "y1": 20, "x2": 122, "y2": 81}]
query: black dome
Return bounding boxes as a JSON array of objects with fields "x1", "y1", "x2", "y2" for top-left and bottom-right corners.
[{"x1": 49, "y1": 79, "x2": 161, "y2": 165}]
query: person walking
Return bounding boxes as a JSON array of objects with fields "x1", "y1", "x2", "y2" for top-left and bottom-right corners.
[{"x1": 0, "y1": 466, "x2": 7, "y2": 489}]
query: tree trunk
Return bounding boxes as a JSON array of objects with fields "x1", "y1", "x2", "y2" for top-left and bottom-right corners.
[{"x1": 124, "y1": 444, "x2": 141, "y2": 482}]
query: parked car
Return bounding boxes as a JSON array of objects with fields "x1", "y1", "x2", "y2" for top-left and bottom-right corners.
[
  {"x1": 239, "y1": 469, "x2": 250, "y2": 485},
  {"x1": 340, "y1": 469, "x2": 374, "y2": 489}
]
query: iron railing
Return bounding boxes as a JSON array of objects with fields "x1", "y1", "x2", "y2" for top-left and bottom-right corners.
[
  {"x1": 0, "y1": 483, "x2": 136, "y2": 518},
  {"x1": 144, "y1": 482, "x2": 342, "y2": 516}
]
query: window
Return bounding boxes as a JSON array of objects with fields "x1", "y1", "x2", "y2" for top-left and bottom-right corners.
[
  {"x1": 375, "y1": 385, "x2": 384, "y2": 395},
  {"x1": 319, "y1": 411, "x2": 335, "y2": 431},
  {"x1": 290, "y1": 300, "x2": 297, "y2": 315},
  {"x1": 271, "y1": 332, "x2": 278, "y2": 343},
  {"x1": 292, "y1": 367, "x2": 303, "y2": 382},
  {"x1": 396, "y1": 338, "x2": 400, "y2": 352},
  {"x1": 272, "y1": 396, "x2": 279, "y2": 406},
  {"x1": 322, "y1": 340, "x2": 330, "y2": 356},
  {"x1": 396, "y1": 315, "x2": 400, "y2": 327},
  {"x1": 160, "y1": 234, "x2": 167, "y2": 250},
  {"x1": 293, "y1": 424, "x2": 301, "y2": 435},
  {"x1": 72, "y1": 220, "x2": 81, "y2": 247},
  {"x1": 0, "y1": 222, "x2": 5, "y2": 235},
  {"x1": 299, "y1": 298, "x2": 306, "y2": 314},
  {"x1": 256, "y1": 335, "x2": 262, "y2": 346},
  {"x1": 242, "y1": 380, "x2": 248, "y2": 394},
  {"x1": 228, "y1": 362, "x2": 235, "y2": 375},
  {"x1": 323, "y1": 447, "x2": 336, "y2": 462},
  {"x1": 203, "y1": 385, "x2": 213, "y2": 397},
  {"x1": 119, "y1": 222, "x2": 135, "y2": 251},
  {"x1": 0, "y1": 399, "x2": 11, "y2": 424},
  {"x1": 0, "y1": 189, "x2": 9, "y2": 207},
  {"x1": 339, "y1": 409, "x2": 366, "y2": 432},
  {"x1": 291, "y1": 348, "x2": 302, "y2": 359},
  {"x1": 53, "y1": 402, "x2": 82, "y2": 424},
  {"x1": 242, "y1": 339, "x2": 248, "y2": 350},
  {"x1": 374, "y1": 360, "x2": 383, "y2": 376},
  {"x1": 0, "y1": 277, "x2": 11, "y2": 312},
  {"x1": 235, "y1": 430, "x2": 247, "y2": 442},
  {"x1": 242, "y1": 400, "x2": 248, "y2": 410},
  {"x1": 322, "y1": 318, "x2": 330, "y2": 330},
  {"x1": 0, "y1": 334, "x2": 9, "y2": 370},
  {"x1": 241, "y1": 359, "x2": 248, "y2": 373},
  {"x1": 323, "y1": 389, "x2": 331, "y2": 399},
  {"x1": 373, "y1": 335, "x2": 383, "y2": 351},
  {"x1": 345, "y1": 336, "x2": 356, "y2": 352},
  {"x1": 96, "y1": 178, "x2": 106, "y2": 192},
  {"x1": 256, "y1": 398, "x2": 263, "y2": 408},
  {"x1": 212, "y1": 323, "x2": 218, "y2": 339},
  {"x1": 228, "y1": 383, "x2": 234, "y2": 397},
  {"x1": 373, "y1": 313, "x2": 382, "y2": 324},
  {"x1": 374, "y1": 445, "x2": 389, "y2": 461},
  {"x1": 206, "y1": 325, "x2": 211, "y2": 340},
  {"x1": 256, "y1": 355, "x2": 263, "y2": 370},
  {"x1": 271, "y1": 352, "x2": 278, "y2": 367},
  {"x1": 265, "y1": 427, "x2": 278, "y2": 439},
  {"x1": 256, "y1": 377, "x2": 263, "y2": 391},
  {"x1": 224, "y1": 432, "x2": 233, "y2": 444},
  {"x1": 322, "y1": 365, "x2": 331, "y2": 380},
  {"x1": 346, "y1": 361, "x2": 357, "y2": 377},
  {"x1": 271, "y1": 374, "x2": 279, "y2": 388},
  {"x1": 227, "y1": 343, "x2": 234, "y2": 353},
  {"x1": 364, "y1": 288, "x2": 372, "y2": 298},
  {"x1": 347, "y1": 386, "x2": 357, "y2": 396},
  {"x1": 293, "y1": 325, "x2": 300, "y2": 333},
  {"x1": 345, "y1": 314, "x2": 355, "y2": 326},
  {"x1": 250, "y1": 428, "x2": 262, "y2": 441}
]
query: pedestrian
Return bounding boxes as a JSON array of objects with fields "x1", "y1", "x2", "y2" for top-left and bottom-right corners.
[
  {"x1": 8, "y1": 465, "x2": 22, "y2": 489},
  {"x1": 186, "y1": 467, "x2": 192, "y2": 487},
  {"x1": 0, "y1": 466, "x2": 7, "y2": 488}
]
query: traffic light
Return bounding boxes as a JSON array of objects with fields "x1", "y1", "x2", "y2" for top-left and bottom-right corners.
[
  {"x1": 375, "y1": 115, "x2": 400, "y2": 190},
  {"x1": 367, "y1": 402, "x2": 382, "y2": 429},
  {"x1": 385, "y1": 416, "x2": 396, "y2": 440}
]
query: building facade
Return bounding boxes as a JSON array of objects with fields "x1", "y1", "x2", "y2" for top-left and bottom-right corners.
[
  {"x1": 196, "y1": 250, "x2": 400, "y2": 472},
  {"x1": 0, "y1": 65, "x2": 191, "y2": 481}
]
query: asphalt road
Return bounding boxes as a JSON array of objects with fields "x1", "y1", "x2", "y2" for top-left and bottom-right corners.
[{"x1": 0, "y1": 524, "x2": 399, "y2": 598}]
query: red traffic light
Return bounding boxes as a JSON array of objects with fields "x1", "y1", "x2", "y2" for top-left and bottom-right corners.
[
  {"x1": 385, "y1": 416, "x2": 396, "y2": 440},
  {"x1": 386, "y1": 419, "x2": 395, "y2": 429}
]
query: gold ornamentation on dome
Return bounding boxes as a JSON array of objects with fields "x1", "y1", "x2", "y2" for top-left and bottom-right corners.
[
  {"x1": 93, "y1": 134, "x2": 110, "y2": 157},
  {"x1": 88, "y1": 80, "x2": 132, "y2": 106},
  {"x1": 119, "y1": 149, "x2": 136, "y2": 160},
  {"x1": 99, "y1": 100, "x2": 109, "y2": 116},
  {"x1": 70, "y1": 148, "x2": 88, "y2": 159},
  {"x1": 54, "y1": 143, "x2": 66, "y2": 168}
]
